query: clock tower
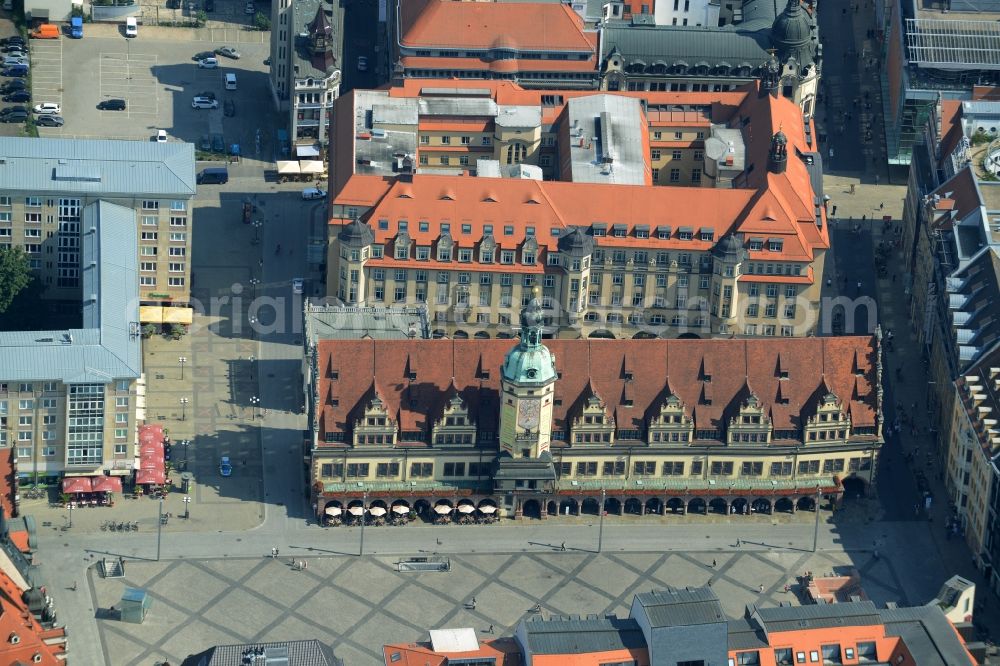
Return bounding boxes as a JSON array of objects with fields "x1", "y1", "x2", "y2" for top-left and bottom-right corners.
[{"x1": 499, "y1": 295, "x2": 557, "y2": 457}]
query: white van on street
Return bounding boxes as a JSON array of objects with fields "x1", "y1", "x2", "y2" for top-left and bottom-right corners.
[{"x1": 125, "y1": 17, "x2": 138, "y2": 37}]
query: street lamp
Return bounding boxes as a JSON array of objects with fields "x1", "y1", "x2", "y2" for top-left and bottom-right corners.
[
  {"x1": 183, "y1": 495, "x2": 191, "y2": 520},
  {"x1": 179, "y1": 397, "x2": 189, "y2": 421},
  {"x1": 252, "y1": 220, "x2": 263, "y2": 245},
  {"x1": 248, "y1": 315, "x2": 258, "y2": 339},
  {"x1": 359, "y1": 490, "x2": 368, "y2": 556},
  {"x1": 597, "y1": 488, "x2": 606, "y2": 553},
  {"x1": 178, "y1": 356, "x2": 188, "y2": 380},
  {"x1": 250, "y1": 396, "x2": 260, "y2": 420},
  {"x1": 249, "y1": 278, "x2": 260, "y2": 300},
  {"x1": 812, "y1": 486, "x2": 822, "y2": 553},
  {"x1": 181, "y1": 439, "x2": 190, "y2": 471}
]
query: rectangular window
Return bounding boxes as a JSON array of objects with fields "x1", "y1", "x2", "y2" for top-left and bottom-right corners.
[
  {"x1": 443, "y1": 462, "x2": 466, "y2": 477},
  {"x1": 576, "y1": 461, "x2": 597, "y2": 476},
  {"x1": 346, "y1": 463, "x2": 369, "y2": 478},
  {"x1": 410, "y1": 462, "x2": 433, "y2": 478},
  {"x1": 376, "y1": 462, "x2": 400, "y2": 478},
  {"x1": 633, "y1": 461, "x2": 656, "y2": 476}
]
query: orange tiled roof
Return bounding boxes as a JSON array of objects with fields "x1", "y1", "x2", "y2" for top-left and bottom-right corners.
[
  {"x1": 399, "y1": 0, "x2": 595, "y2": 52},
  {"x1": 0, "y1": 568, "x2": 65, "y2": 665},
  {"x1": 399, "y1": 56, "x2": 600, "y2": 74},
  {"x1": 316, "y1": 336, "x2": 880, "y2": 443}
]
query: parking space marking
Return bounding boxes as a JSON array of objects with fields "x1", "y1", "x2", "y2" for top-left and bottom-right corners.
[
  {"x1": 99, "y1": 51, "x2": 159, "y2": 118},
  {"x1": 29, "y1": 38, "x2": 63, "y2": 110}
]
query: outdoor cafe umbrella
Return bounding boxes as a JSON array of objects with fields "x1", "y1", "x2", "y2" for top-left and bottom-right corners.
[
  {"x1": 478, "y1": 505, "x2": 497, "y2": 514},
  {"x1": 368, "y1": 506, "x2": 387, "y2": 517},
  {"x1": 433, "y1": 504, "x2": 454, "y2": 515},
  {"x1": 347, "y1": 506, "x2": 366, "y2": 516},
  {"x1": 324, "y1": 506, "x2": 342, "y2": 517},
  {"x1": 457, "y1": 504, "x2": 476, "y2": 514},
  {"x1": 391, "y1": 505, "x2": 410, "y2": 515}
]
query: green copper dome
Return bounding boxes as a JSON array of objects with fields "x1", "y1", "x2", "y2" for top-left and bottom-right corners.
[{"x1": 502, "y1": 297, "x2": 557, "y2": 385}]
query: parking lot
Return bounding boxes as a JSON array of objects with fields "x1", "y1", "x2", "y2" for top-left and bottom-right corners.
[{"x1": 26, "y1": 27, "x2": 280, "y2": 161}]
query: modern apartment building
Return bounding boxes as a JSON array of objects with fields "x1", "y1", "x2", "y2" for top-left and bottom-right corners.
[
  {"x1": 269, "y1": 0, "x2": 343, "y2": 155},
  {"x1": 328, "y1": 81, "x2": 828, "y2": 339},
  {"x1": 0, "y1": 201, "x2": 142, "y2": 482},
  {"x1": 0, "y1": 137, "x2": 195, "y2": 320},
  {"x1": 599, "y1": 0, "x2": 821, "y2": 114},
  {"x1": 392, "y1": 0, "x2": 600, "y2": 89},
  {"x1": 385, "y1": 588, "x2": 977, "y2": 666},
  {"x1": 309, "y1": 303, "x2": 883, "y2": 521}
]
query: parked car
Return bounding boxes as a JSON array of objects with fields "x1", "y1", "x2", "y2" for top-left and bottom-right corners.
[
  {"x1": 357, "y1": 56, "x2": 368, "y2": 71},
  {"x1": 211, "y1": 135, "x2": 224, "y2": 152},
  {"x1": 33, "y1": 102, "x2": 61, "y2": 115},
  {"x1": 214, "y1": 46, "x2": 240, "y2": 59},
  {"x1": 2, "y1": 67, "x2": 28, "y2": 78},
  {"x1": 125, "y1": 17, "x2": 138, "y2": 38},
  {"x1": 1, "y1": 80, "x2": 26, "y2": 93},
  {"x1": 301, "y1": 187, "x2": 326, "y2": 200},
  {"x1": 292, "y1": 278, "x2": 304, "y2": 295},
  {"x1": 244, "y1": 1, "x2": 254, "y2": 13},
  {"x1": 194, "y1": 90, "x2": 216, "y2": 100},
  {"x1": 2, "y1": 45, "x2": 25, "y2": 54},
  {"x1": 0, "y1": 105, "x2": 27, "y2": 116},
  {"x1": 97, "y1": 98, "x2": 127, "y2": 111},
  {"x1": 2, "y1": 56, "x2": 27, "y2": 67},
  {"x1": 191, "y1": 96, "x2": 219, "y2": 109},
  {"x1": 35, "y1": 115, "x2": 63, "y2": 127},
  {"x1": 223, "y1": 98, "x2": 235, "y2": 117},
  {"x1": 2, "y1": 91, "x2": 29, "y2": 103},
  {"x1": 0, "y1": 37, "x2": 25, "y2": 47},
  {"x1": 0, "y1": 111, "x2": 27, "y2": 123},
  {"x1": 156, "y1": 129, "x2": 167, "y2": 142},
  {"x1": 192, "y1": 50, "x2": 214, "y2": 61},
  {"x1": 219, "y1": 456, "x2": 232, "y2": 477},
  {"x1": 197, "y1": 57, "x2": 218, "y2": 69}
]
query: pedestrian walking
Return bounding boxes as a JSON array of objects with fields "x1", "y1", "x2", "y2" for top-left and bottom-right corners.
[
  {"x1": 489, "y1": 624, "x2": 494, "y2": 634},
  {"x1": 712, "y1": 558, "x2": 717, "y2": 567},
  {"x1": 736, "y1": 538, "x2": 742, "y2": 548},
  {"x1": 71, "y1": 581, "x2": 77, "y2": 591},
  {"x1": 271, "y1": 547, "x2": 277, "y2": 559},
  {"x1": 303, "y1": 561, "x2": 308, "y2": 570},
  {"x1": 832, "y1": 204, "x2": 837, "y2": 216},
  {"x1": 850, "y1": 183, "x2": 856, "y2": 194},
  {"x1": 560, "y1": 542, "x2": 566, "y2": 551},
  {"x1": 880, "y1": 202, "x2": 885, "y2": 210},
  {"x1": 759, "y1": 584, "x2": 765, "y2": 593},
  {"x1": 783, "y1": 584, "x2": 790, "y2": 593}
]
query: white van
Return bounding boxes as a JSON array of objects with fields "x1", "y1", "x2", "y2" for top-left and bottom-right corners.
[
  {"x1": 125, "y1": 17, "x2": 138, "y2": 37},
  {"x1": 225, "y1": 73, "x2": 237, "y2": 90}
]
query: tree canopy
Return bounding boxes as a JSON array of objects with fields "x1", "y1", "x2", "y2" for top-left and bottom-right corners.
[{"x1": 0, "y1": 247, "x2": 32, "y2": 315}]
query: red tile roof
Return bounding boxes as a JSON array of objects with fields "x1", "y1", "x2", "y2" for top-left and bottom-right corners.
[
  {"x1": 331, "y1": 82, "x2": 828, "y2": 265},
  {"x1": 0, "y1": 567, "x2": 66, "y2": 665},
  {"x1": 316, "y1": 336, "x2": 880, "y2": 445},
  {"x1": 383, "y1": 638, "x2": 522, "y2": 666},
  {"x1": 399, "y1": 0, "x2": 595, "y2": 51},
  {"x1": 399, "y1": 55, "x2": 600, "y2": 73}
]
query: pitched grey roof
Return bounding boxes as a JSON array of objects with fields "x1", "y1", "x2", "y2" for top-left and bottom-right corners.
[
  {"x1": 879, "y1": 606, "x2": 974, "y2": 666},
  {"x1": 0, "y1": 137, "x2": 195, "y2": 197},
  {"x1": 602, "y1": 23, "x2": 774, "y2": 68},
  {"x1": 0, "y1": 201, "x2": 141, "y2": 383},
  {"x1": 633, "y1": 587, "x2": 727, "y2": 627},
  {"x1": 520, "y1": 616, "x2": 645, "y2": 655},
  {"x1": 727, "y1": 617, "x2": 768, "y2": 650},
  {"x1": 753, "y1": 600, "x2": 882, "y2": 633},
  {"x1": 199, "y1": 640, "x2": 341, "y2": 666}
]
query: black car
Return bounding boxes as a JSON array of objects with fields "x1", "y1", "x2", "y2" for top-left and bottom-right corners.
[
  {"x1": 223, "y1": 98, "x2": 235, "y2": 117},
  {"x1": 0, "y1": 111, "x2": 27, "y2": 123},
  {"x1": 97, "y1": 98, "x2": 127, "y2": 111},
  {"x1": 2, "y1": 68, "x2": 27, "y2": 78},
  {"x1": 0, "y1": 105, "x2": 27, "y2": 116},
  {"x1": 1, "y1": 80, "x2": 25, "y2": 93},
  {"x1": 194, "y1": 91, "x2": 216, "y2": 100},
  {"x1": 1, "y1": 45, "x2": 25, "y2": 54},
  {"x1": 2, "y1": 91, "x2": 29, "y2": 103},
  {"x1": 35, "y1": 115, "x2": 64, "y2": 127},
  {"x1": 193, "y1": 51, "x2": 214, "y2": 61},
  {"x1": 0, "y1": 37, "x2": 24, "y2": 47}
]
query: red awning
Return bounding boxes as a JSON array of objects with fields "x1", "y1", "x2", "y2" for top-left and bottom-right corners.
[
  {"x1": 135, "y1": 468, "x2": 166, "y2": 485},
  {"x1": 138, "y1": 424, "x2": 164, "y2": 447},
  {"x1": 91, "y1": 476, "x2": 123, "y2": 493},
  {"x1": 62, "y1": 477, "x2": 92, "y2": 494}
]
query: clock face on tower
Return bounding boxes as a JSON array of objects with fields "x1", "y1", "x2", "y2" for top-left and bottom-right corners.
[{"x1": 517, "y1": 400, "x2": 540, "y2": 430}]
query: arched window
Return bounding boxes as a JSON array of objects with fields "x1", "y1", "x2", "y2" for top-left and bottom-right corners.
[{"x1": 506, "y1": 142, "x2": 526, "y2": 165}]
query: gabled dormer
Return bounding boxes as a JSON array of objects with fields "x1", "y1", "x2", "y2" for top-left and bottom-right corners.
[
  {"x1": 353, "y1": 384, "x2": 397, "y2": 447},
  {"x1": 521, "y1": 236, "x2": 539, "y2": 265},
  {"x1": 394, "y1": 231, "x2": 411, "y2": 260},
  {"x1": 804, "y1": 389, "x2": 851, "y2": 444},
  {"x1": 436, "y1": 232, "x2": 453, "y2": 262},
  {"x1": 570, "y1": 384, "x2": 615, "y2": 446},
  {"x1": 479, "y1": 233, "x2": 496, "y2": 264},
  {"x1": 432, "y1": 386, "x2": 477, "y2": 446},
  {"x1": 647, "y1": 388, "x2": 693, "y2": 446},
  {"x1": 727, "y1": 390, "x2": 773, "y2": 445}
]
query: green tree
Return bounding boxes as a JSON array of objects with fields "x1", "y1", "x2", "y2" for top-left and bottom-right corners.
[
  {"x1": 0, "y1": 247, "x2": 31, "y2": 314},
  {"x1": 253, "y1": 10, "x2": 270, "y2": 30}
]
